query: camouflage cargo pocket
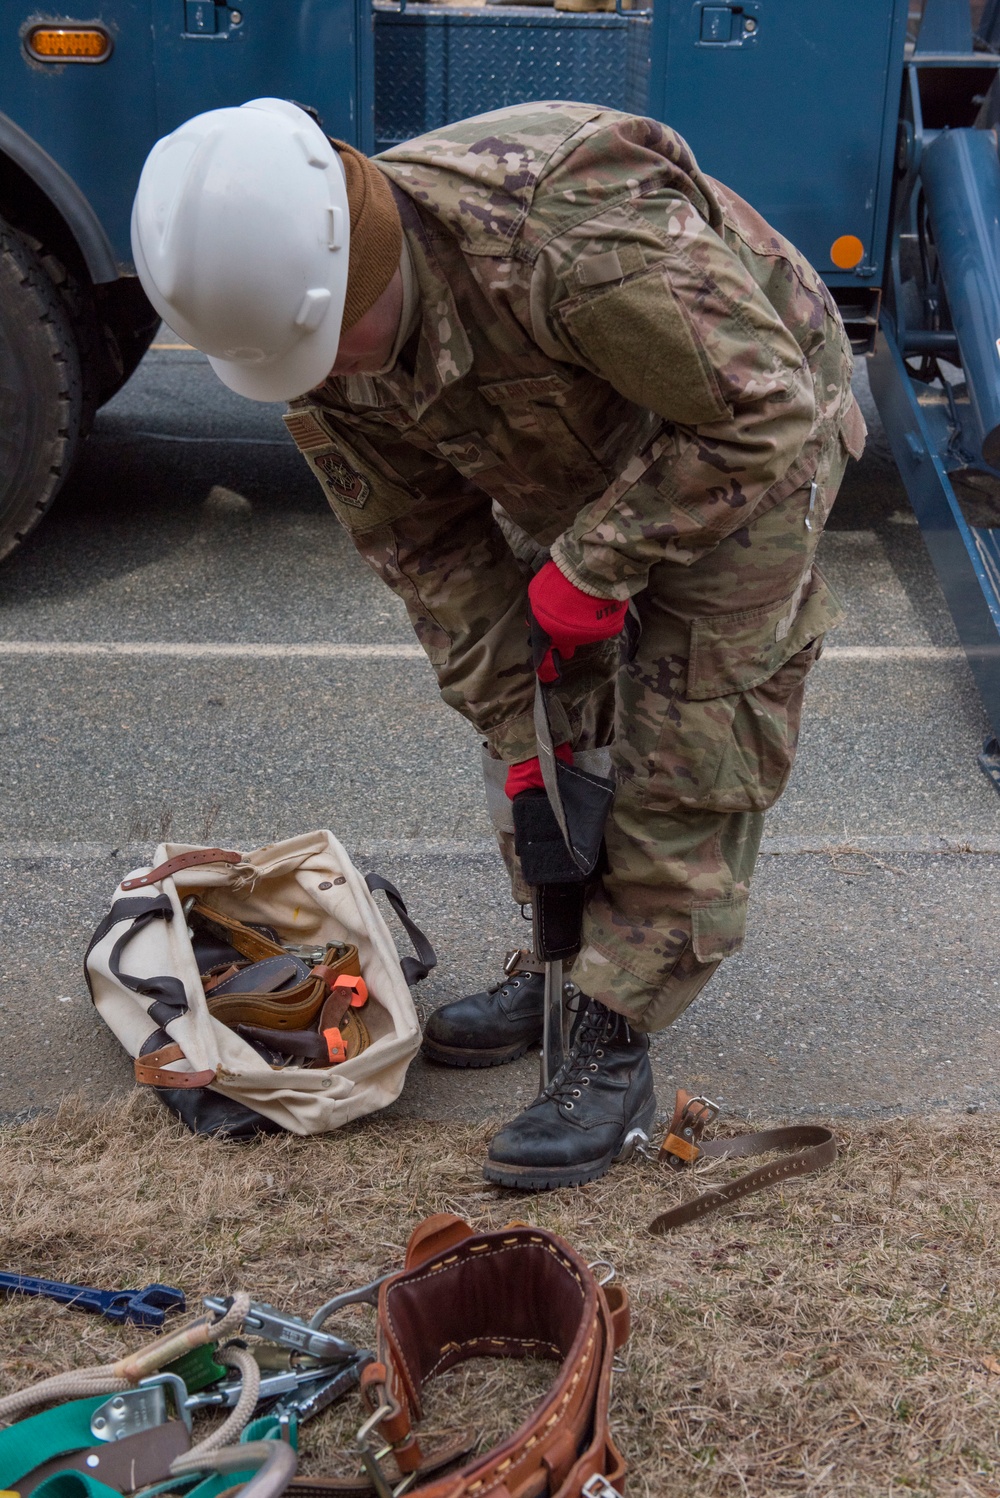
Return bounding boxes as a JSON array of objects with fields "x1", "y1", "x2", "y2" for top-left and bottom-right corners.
[
  {"x1": 691, "y1": 891, "x2": 748, "y2": 964},
  {"x1": 648, "y1": 566, "x2": 843, "y2": 813}
]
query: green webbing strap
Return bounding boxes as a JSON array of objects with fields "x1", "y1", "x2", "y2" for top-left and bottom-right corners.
[
  {"x1": 0, "y1": 1399, "x2": 109, "y2": 1488},
  {"x1": 1, "y1": 1398, "x2": 296, "y2": 1498},
  {"x1": 171, "y1": 1413, "x2": 299, "y2": 1498},
  {"x1": 26, "y1": 1472, "x2": 119, "y2": 1498},
  {"x1": 242, "y1": 1416, "x2": 297, "y2": 1449}
]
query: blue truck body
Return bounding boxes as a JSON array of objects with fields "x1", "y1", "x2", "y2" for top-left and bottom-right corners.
[
  {"x1": 3, "y1": 0, "x2": 907, "y2": 290},
  {"x1": 5, "y1": 0, "x2": 1000, "y2": 783}
]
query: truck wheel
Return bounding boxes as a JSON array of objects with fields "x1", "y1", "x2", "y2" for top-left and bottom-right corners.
[{"x1": 0, "y1": 218, "x2": 82, "y2": 562}]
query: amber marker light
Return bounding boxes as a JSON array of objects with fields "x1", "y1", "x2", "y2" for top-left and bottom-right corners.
[
  {"x1": 830, "y1": 234, "x2": 865, "y2": 270},
  {"x1": 25, "y1": 24, "x2": 113, "y2": 61}
]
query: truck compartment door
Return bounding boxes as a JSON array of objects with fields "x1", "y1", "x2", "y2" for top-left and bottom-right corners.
[{"x1": 150, "y1": 0, "x2": 374, "y2": 152}]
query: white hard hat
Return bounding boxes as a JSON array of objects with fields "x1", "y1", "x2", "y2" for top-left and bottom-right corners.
[{"x1": 131, "y1": 98, "x2": 349, "y2": 401}]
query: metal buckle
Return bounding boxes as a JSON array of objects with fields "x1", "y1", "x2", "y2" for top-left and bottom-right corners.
[
  {"x1": 503, "y1": 947, "x2": 527, "y2": 977},
  {"x1": 656, "y1": 1094, "x2": 722, "y2": 1170},
  {"x1": 355, "y1": 1374, "x2": 416, "y2": 1498},
  {"x1": 90, "y1": 1372, "x2": 192, "y2": 1442},
  {"x1": 682, "y1": 1095, "x2": 721, "y2": 1131},
  {"x1": 356, "y1": 1403, "x2": 394, "y2": 1498},
  {"x1": 582, "y1": 1477, "x2": 621, "y2": 1498}
]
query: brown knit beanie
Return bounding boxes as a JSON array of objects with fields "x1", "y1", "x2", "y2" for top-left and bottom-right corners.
[{"x1": 332, "y1": 141, "x2": 403, "y2": 331}]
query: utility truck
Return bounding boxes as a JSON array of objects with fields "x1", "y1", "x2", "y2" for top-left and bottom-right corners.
[{"x1": 5, "y1": 0, "x2": 1000, "y2": 777}]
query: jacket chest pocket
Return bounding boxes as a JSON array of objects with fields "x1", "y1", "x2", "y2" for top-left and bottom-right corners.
[{"x1": 477, "y1": 373, "x2": 609, "y2": 495}]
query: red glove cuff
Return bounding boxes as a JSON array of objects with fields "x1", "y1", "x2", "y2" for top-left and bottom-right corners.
[
  {"x1": 528, "y1": 561, "x2": 627, "y2": 651},
  {"x1": 505, "y1": 742, "x2": 573, "y2": 799}
]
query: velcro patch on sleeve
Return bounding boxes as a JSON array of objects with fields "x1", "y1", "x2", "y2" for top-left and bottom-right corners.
[{"x1": 283, "y1": 409, "x2": 331, "y2": 452}]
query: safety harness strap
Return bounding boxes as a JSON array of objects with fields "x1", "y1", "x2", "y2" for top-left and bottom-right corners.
[{"x1": 0, "y1": 1398, "x2": 109, "y2": 1487}]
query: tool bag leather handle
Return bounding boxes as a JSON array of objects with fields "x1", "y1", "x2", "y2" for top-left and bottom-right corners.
[
  {"x1": 83, "y1": 894, "x2": 214, "y2": 1090},
  {"x1": 648, "y1": 1090, "x2": 838, "y2": 1236},
  {"x1": 121, "y1": 848, "x2": 243, "y2": 890},
  {"x1": 364, "y1": 873, "x2": 437, "y2": 985}
]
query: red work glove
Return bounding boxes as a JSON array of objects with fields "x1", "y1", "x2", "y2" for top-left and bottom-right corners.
[
  {"x1": 505, "y1": 742, "x2": 573, "y2": 799},
  {"x1": 528, "y1": 560, "x2": 628, "y2": 683}
]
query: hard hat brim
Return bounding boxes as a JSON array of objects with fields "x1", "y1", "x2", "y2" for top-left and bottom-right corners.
[{"x1": 207, "y1": 308, "x2": 343, "y2": 402}]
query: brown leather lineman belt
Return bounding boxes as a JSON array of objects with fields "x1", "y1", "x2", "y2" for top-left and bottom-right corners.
[{"x1": 298, "y1": 1214, "x2": 629, "y2": 1498}]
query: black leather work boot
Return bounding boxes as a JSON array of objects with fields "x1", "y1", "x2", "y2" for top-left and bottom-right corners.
[
  {"x1": 482, "y1": 997, "x2": 656, "y2": 1190},
  {"x1": 421, "y1": 950, "x2": 545, "y2": 1068}
]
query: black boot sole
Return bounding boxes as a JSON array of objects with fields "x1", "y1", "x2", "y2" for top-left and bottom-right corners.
[
  {"x1": 481, "y1": 1095, "x2": 657, "y2": 1191},
  {"x1": 421, "y1": 1033, "x2": 541, "y2": 1069}
]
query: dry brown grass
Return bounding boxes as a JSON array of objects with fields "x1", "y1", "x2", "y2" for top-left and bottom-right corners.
[{"x1": 1, "y1": 1095, "x2": 999, "y2": 1497}]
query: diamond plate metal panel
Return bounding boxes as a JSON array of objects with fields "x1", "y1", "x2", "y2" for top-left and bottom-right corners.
[{"x1": 374, "y1": 5, "x2": 652, "y2": 151}]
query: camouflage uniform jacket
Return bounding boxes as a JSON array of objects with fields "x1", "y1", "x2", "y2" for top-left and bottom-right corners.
[{"x1": 285, "y1": 103, "x2": 865, "y2": 762}]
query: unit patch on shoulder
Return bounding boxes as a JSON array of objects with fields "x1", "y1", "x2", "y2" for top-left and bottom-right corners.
[{"x1": 313, "y1": 451, "x2": 371, "y2": 509}]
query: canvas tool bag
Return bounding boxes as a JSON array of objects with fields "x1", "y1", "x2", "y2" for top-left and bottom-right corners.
[{"x1": 85, "y1": 832, "x2": 432, "y2": 1139}]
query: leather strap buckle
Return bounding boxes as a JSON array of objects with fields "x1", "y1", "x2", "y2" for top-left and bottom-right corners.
[
  {"x1": 582, "y1": 1478, "x2": 622, "y2": 1498},
  {"x1": 503, "y1": 947, "x2": 529, "y2": 976},
  {"x1": 659, "y1": 1092, "x2": 720, "y2": 1171},
  {"x1": 356, "y1": 1400, "x2": 414, "y2": 1498}
]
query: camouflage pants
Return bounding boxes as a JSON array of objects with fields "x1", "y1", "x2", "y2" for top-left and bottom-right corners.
[{"x1": 497, "y1": 437, "x2": 849, "y2": 1032}]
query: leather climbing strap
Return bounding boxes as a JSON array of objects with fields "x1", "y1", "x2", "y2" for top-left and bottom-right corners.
[
  {"x1": 648, "y1": 1090, "x2": 838, "y2": 1237},
  {"x1": 133, "y1": 1043, "x2": 217, "y2": 1090}
]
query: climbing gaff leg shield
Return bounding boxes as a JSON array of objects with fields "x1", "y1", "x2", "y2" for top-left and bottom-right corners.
[{"x1": 511, "y1": 617, "x2": 616, "y2": 1088}]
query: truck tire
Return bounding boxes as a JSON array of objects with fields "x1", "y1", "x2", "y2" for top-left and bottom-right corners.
[
  {"x1": 97, "y1": 276, "x2": 159, "y2": 404},
  {"x1": 0, "y1": 217, "x2": 82, "y2": 562}
]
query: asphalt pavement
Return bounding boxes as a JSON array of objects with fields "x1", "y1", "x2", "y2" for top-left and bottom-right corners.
[{"x1": 1, "y1": 337, "x2": 998, "y2": 1128}]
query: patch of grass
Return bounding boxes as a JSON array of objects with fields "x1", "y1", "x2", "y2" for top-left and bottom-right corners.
[{"x1": 1, "y1": 1096, "x2": 999, "y2": 1495}]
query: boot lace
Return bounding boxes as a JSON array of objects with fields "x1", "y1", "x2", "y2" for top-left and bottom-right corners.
[
  {"x1": 487, "y1": 949, "x2": 540, "y2": 999},
  {"x1": 538, "y1": 999, "x2": 632, "y2": 1111}
]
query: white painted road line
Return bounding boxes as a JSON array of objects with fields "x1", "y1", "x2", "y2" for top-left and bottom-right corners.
[
  {"x1": 131, "y1": 431, "x2": 289, "y2": 447},
  {"x1": 1, "y1": 835, "x2": 998, "y2": 862},
  {"x1": 0, "y1": 641, "x2": 425, "y2": 659},
  {"x1": 0, "y1": 642, "x2": 967, "y2": 662},
  {"x1": 822, "y1": 645, "x2": 965, "y2": 661}
]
